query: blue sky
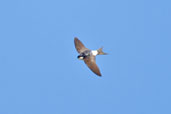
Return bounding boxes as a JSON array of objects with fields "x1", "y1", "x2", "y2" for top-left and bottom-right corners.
[{"x1": 0, "y1": 0, "x2": 171, "y2": 114}]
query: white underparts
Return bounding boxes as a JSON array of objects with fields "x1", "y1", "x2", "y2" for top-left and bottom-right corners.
[
  {"x1": 91, "y1": 50, "x2": 98, "y2": 56},
  {"x1": 78, "y1": 56, "x2": 84, "y2": 60}
]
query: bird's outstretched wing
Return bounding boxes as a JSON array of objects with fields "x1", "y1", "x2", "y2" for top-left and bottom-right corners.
[
  {"x1": 84, "y1": 56, "x2": 102, "y2": 76},
  {"x1": 74, "y1": 37, "x2": 88, "y2": 53}
]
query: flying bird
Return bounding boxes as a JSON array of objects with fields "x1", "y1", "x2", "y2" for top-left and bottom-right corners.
[{"x1": 74, "y1": 37, "x2": 107, "y2": 76}]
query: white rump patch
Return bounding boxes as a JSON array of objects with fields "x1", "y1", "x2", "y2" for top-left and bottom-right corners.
[{"x1": 91, "y1": 50, "x2": 98, "y2": 56}]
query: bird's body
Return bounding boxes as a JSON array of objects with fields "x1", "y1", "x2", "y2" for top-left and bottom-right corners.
[
  {"x1": 77, "y1": 50, "x2": 98, "y2": 60},
  {"x1": 77, "y1": 50, "x2": 91, "y2": 60},
  {"x1": 91, "y1": 50, "x2": 98, "y2": 56},
  {"x1": 74, "y1": 37, "x2": 107, "y2": 76}
]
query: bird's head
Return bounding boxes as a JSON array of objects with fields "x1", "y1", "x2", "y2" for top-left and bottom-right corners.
[{"x1": 77, "y1": 55, "x2": 84, "y2": 60}]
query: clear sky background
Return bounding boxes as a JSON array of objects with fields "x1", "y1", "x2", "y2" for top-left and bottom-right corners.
[{"x1": 0, "y1": 0, "x2": 171, "y2": 114}]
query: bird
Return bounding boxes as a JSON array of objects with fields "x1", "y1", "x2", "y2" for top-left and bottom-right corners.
[{"x1": 74, "y1": 37, "x2": 107, "y2": 76}]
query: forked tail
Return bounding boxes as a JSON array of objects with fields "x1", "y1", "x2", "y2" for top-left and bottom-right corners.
[{"x1": 97, "y1": 47, "x2": 107, "y2": 55}]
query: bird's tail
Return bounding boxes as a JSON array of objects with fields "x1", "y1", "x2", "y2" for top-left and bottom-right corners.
[{"x1": 97, "y1": 47, "x2": 107, "y2": 55}]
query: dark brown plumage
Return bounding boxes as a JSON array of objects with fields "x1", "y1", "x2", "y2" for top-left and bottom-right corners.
[
  {"x1": 84, "y1": 56, "x2": 101, "y2": 76},
  {"x1": 74, "y1": 37, "x2": 88, "y2": 53},
  {"x1": 74, "y1": 37, "x2": 106, "y2": 76}
]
